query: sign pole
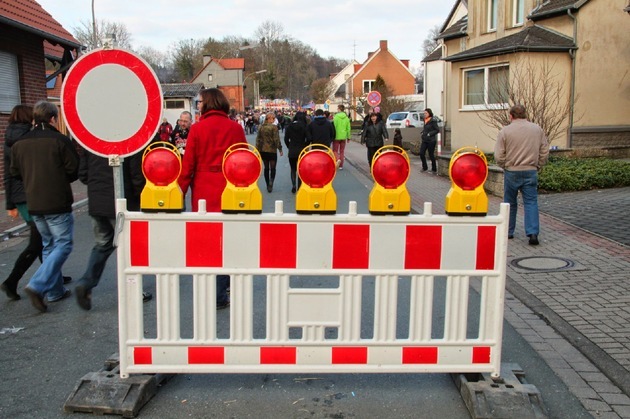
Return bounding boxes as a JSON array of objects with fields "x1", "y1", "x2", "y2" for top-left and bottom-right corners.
[{"x1": 108, "y1": 155, "x2": 125, "y2": 200}]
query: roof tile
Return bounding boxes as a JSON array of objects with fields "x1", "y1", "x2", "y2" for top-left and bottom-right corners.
[{"x1": 0, "y1": 0, "x2": 80, "y2": 47}]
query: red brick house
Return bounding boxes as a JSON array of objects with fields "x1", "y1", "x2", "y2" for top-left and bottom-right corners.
[
  {"x1": 191, "y1": 56, "x2": 246, "y2": 112},
  {"x1": 1, "y1": 0, "x2": 81, "y2": 191},
  {"x1": 346, "y1": 40, "x2": 416, "y2": 119}
]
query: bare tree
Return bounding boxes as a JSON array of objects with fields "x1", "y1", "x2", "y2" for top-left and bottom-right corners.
[
  {"x1": 72, "y1": 19, "x2": 133, "y2": 50},
  {"x1": 476, "y1": 57, "x2": 573, "y2": 144},
  {"x1": 373, "y1": 74, "x2": 406, "y2": 117},
  {"x1": 171, "y1": 38, "x2": 205, "y2": 82},
  {"x1": 422, "y1": 25, "x2": 441, "y2": 57},
  {"x1": 135, "y1": 46, "x2": 176, "y2": 82},
  {"x1": 309, "y1": 78, "x2": 336, "y2": 103}
]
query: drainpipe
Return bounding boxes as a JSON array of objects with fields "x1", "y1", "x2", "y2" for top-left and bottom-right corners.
[
  {"x1": 567, "y1": 9, "x2": 577, "y2": 148},
  {"x1": 441, "y1": 42, "x2": 448, "y2": 150}
]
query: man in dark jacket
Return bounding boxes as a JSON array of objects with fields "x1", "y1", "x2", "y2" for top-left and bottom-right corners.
[
  {"x1": 74, "y1": 147, "x2": 148, "y2": 310},
  {"x1": 306, "y1": 109, "x2": 335, "y2": 148},
  {"x1": 10, "y1": 101, "x2": 79, "y2": 313}
]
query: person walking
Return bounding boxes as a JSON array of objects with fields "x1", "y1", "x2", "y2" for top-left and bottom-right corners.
[
  {"x1": 74, "y1": 147, "x2": 151, "y2": 310},
  {"x1": 284, "y1": 111, "x2": 310, "y2": 193},
  {"x1": 332, "y1": 105, "x2": 351, "y2": 170},
  {"x1": 307, "y1": 109, "x2": 335, "y2": 148},
  {"x1": 393, "y1": 128, "x2": 403, "y2": 148},
  {"x1": 2, "y1": 105, "x2": 73, "y2": 301},
  {"x1": 360, "y1": 112, "x2": 388, "y2": 169},
  {"x1": 158, "y1": 118, "x2": 173, "y2": 142},
  {"x1": 256, "y1": 112, "x2": 284, "y2": 193},
  {"x1": 419, "y1": 108, "x2": 440, "y2": 173},
  {"x1": 10, "y1": 101, "x2": 79, "y2": 312},
  {"x1": 494, "y1": 104, "x2": 549, "y2": 245},
  {"x1": 178, "y1": 88, "x2": 246, "y2": 310}
]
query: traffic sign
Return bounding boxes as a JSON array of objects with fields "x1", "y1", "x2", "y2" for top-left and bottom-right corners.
[
  {"x1": 62, "y1": 48, "x2": 162, "y2": 158},
  {"x1": 366, "y1": 90, "x2": 382, "y2": 107}
]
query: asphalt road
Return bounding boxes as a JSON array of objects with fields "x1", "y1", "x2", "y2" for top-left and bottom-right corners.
[{"x1": 0, "y1": 133, "x2": 590, "y2": 418}]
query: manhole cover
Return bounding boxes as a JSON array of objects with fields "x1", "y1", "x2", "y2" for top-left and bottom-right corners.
[{"x1": 510, "y1": 256, "x2": 576, "y2": 272}]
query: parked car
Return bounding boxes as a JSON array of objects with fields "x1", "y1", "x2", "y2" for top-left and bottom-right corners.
[{"x1": 386, "y1": 111, "x2": 422, "y2": 129}]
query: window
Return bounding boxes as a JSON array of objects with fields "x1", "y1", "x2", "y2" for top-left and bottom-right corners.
[
  {"x1": 513, "y1": 0, "x2": 525, "y2": 26},
  {"x1": 164, "y1": 100, "x2": 185, "y2": 109},
  {"x1": 363, "y1": 80, "x2": 375, "y2": 94},
  {"x1": 488, "y1": 0, "x2": 498, "y2": 31},
  {"x1": 463, "y1": 65, "x2": 509, "y2": 109},
  {"x1": 0, "y1": 51, "x2": 21, "y2": 112},
  {"x1": 208, "y1": 73, "x2": 213, "y2": 82}
]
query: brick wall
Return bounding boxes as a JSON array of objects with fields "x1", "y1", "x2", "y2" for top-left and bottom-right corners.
[{"x1": 0, "y1": 27, "x2": 47, "y2": 193}]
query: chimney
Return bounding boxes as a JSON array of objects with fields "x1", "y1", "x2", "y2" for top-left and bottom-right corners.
[
  {"x1": 401, "y1": 59, "x2": 410, "y2": 68},
  {"x1": 203, "y1": 54, "x2": 212, "y2": 66},
  {"x1": 380, "y1": 40, "x2": 388, "y2": 51}
]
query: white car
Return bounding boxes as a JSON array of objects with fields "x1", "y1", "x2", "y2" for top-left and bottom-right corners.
[{"x1": 385, "y1": 111, "x2": 422, "y2": 129}]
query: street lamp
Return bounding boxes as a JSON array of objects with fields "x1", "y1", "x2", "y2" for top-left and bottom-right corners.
[{"x1": 242, "y1": 69, "x2": 267, "y2": 111}]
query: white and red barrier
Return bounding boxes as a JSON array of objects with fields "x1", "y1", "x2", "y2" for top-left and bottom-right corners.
[{"x1": 116, "y1": 200, "x2": 509, "y2": 378}]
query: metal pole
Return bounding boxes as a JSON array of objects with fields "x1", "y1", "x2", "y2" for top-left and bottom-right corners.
[{"x1": 109, "y1": 155, "x2": 125, "y2": 201}]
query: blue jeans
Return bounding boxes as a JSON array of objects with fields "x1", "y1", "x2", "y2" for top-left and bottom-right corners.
[
  {"x1": 76, "y1": 216, "x2": 116, "y2": 291},
  {"x1": 503, "y1": 170, "x2": 540, "y2": 237},
  {"x1": 29, "y1": 213, "x2": 73, "y2": 299}
]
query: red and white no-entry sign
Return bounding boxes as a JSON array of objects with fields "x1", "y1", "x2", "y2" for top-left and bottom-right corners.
[{"x1": 62, "y1": 48, "x2": 162, "y2": 158}]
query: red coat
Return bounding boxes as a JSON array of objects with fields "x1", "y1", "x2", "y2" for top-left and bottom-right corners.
[{"x1": 178, "y1": 110, "x2": 246, "y2": 212}]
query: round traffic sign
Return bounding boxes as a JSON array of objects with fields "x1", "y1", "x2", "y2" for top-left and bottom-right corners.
[
  {"x1": 62, "y1": 48, "x2": 162, "y2": 158},
  {"x1": 367, "y1": 90, "x2": 381, "y2": 107}
]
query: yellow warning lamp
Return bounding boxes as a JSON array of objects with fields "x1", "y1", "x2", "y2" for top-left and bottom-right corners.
[
  {"x1": 140, "y1": 141, "x2": 183, "y2": 212},
  {"x1": 221, "y1": 143, "x2": 263, "y2": 214},
  {"x1": 296, "y1": 144, "x2": 337, "y2": 214},
  {"x1": 369, "y1": 145, "x2": 411, "y2": 215},
  {"x1": 445, "y1": 146, "x2": 489, "y2": 216}
]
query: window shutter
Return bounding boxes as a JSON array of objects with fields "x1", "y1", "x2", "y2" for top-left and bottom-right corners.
[{"x1": 0, "y1": 51, "x2": 21, "y2": 112}]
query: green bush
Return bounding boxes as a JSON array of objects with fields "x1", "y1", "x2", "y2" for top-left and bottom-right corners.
[{"x1": 538, "y1": 157, "x2": 630, "y2": 193}]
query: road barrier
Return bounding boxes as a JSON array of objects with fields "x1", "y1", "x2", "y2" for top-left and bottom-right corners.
[{"x1": 116, "y1": 199, "x2": 509, "y2": 379}]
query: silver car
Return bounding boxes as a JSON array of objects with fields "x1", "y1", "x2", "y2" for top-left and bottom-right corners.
[{"x1": 385, "y1": 111, "x2": 422, "y2": 129}]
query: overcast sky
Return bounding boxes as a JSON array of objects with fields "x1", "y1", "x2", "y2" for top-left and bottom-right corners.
[{"x1": 38, "y1": 0, "x2": 454, "y2": 71}]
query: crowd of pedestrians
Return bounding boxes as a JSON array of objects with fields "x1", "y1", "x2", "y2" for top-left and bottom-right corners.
[{"x1": 3, "y1": 96, "x2": 549, "y2": 312}]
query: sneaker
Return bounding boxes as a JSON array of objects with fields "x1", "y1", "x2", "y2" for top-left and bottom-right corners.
[
  {"x1": 217, "y1": 300, "x2": 230, "y2": 310},
  {"x1": 1, "y1": 282, "x2": 21, "y2": 301},
  {"x1": 142, "y1": 291, "x2": 153, "y2": 303},
  {"x1": 75, "y1": 285, "x2": 92, "y2": 311},
  {"x1": 63, "y1": 276, "x2": 72, "y2": 284},
  {"x1": 25, "y1": 287, "x2": 47, "y2": 313},
  {"x1": 528, "y1": 234, "x2": 539, "y2": 246},
  {"x1": 339, "y1": 166, "x2": 344, "y2": 171},
  {"x1": 336, "y1": 159, "x2": 341, "y2": 168},
  {"x1": 291, "y1": 186, "x2": 296, "y2": 194},
  {"x1": 48, "y1": 288, "x2": 71, "y2": 302}
]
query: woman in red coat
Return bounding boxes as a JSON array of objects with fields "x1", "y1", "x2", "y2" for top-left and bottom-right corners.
[
  {"x1": 178, "y1": 88, "x2": 246, "y2": 212},
  {"x1": 178, "y1": 88, "x2": 244, "y2": 310}
]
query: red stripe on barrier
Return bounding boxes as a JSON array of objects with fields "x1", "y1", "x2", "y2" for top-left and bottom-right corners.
[
  {"x1": 332, "y1": 347, "x2": 368, "y2": 364},
  {"x1": 260, "y1": 223, "x2": 297, "y2": 268},
  {"x1": 402, "y1": 347, "x2": 438, "y2": 364},
  {"x1": 130, "y1": 221, "x2": 149, "y2": 266},
  {"x1": 404, "y1": 226, "x2": 442, "y2": 269},
  {"x1": 186, "y1": 222, "x2": 223, "y2": 267},
  {"x1": 332, "y1": 225, "x2": 369, "y2": 269},
  {"x1": 472, "y1": 346, "x2": 491, "y2": 363},
  {"x1": 260, "y1": 347, "x2": 297, "y2": 364},
  {"x1": 134, "y1": 347, "x2": 152, "y2": 364},
  {"x1": 476, "y1": 226, "x2": 496, "y2": 270},
  {"x1": 188, "y1": 347, "x2": 225, "y2": 364}
]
